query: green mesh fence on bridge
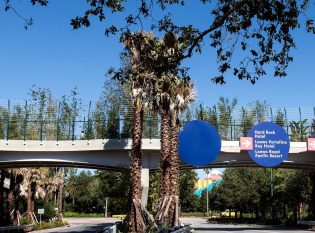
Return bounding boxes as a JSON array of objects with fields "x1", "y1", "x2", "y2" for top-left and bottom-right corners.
[{"x1": 0, "y1": 99, "x2": 314, "y2": 141}]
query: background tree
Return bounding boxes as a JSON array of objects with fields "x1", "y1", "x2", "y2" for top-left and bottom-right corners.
[
  {"x1": 217, "y1": 97, "x2": 237, "y2": 140},
  {"x1": 275, "y1": 109, "x2": 286, "y2": 128},
  {"x1": 290, "y1": 119, "x2": 310, "y2": 142}
]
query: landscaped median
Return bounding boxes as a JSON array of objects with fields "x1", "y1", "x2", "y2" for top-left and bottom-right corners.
[{"x1": 33, "y1": 221, "x2": 68, "y2": 231}]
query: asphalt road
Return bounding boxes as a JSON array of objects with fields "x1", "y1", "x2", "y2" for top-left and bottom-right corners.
[
  {"x1": 32, "y1": 217, "x2": 312, "y2": 233},
  {"x1": 32, "y1": 217, "x2": 120, "y2": 233},
  {"x1": 181, "y1": 217, "x2": 311, "y2": 233}
]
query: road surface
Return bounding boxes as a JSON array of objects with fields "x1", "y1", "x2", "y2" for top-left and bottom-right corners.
[
  {"x1": 181, "y1": 217, "x2": 311, "y2": 233},
  {"x1": 32, "y1": 217, "x2": 120, "y2": 233},
  {"x1": 32, "y1": 217, "x2": 311, "y2": 233}
]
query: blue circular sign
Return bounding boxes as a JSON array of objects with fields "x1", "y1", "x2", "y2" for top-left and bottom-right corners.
[
  {"x1": 248, "y1": 122, "x2": 290, "y2": 167},
  {"x1": 178, "y1": 120, "x2": 221, "y2": 166}
]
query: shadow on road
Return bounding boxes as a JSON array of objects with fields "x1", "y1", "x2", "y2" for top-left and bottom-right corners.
[
  {"x1": 35, "y1": 223, "x2": 114, "y2": 233},
  {"x1": 193, "y1": 226, "x2": 307, "y2": 232}
]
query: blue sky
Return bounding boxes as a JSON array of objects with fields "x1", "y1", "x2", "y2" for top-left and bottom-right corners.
[
  {"x1": 0, "y1": 1, "x2": 314, "y2": 178},
  {"x1": 1, "y1": 1, "x2": 314, "y2": 108}
]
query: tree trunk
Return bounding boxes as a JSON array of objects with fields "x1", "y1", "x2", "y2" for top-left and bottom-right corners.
[
  {"x1": 0, "y1": 169, "x2": 6, "y2": 226},
  {"x1": 159, "y1": 111, "x2": 171, "y2": 201},
  {"x1": 27, "y1": 182, "x2": 36, "y2": 223},
  {"x1": 7, "y1": 169, "x2": 16, "y2": 225},
  {"x1": 27, "y1": 183, "x2": 32, "y2": 223},
  {"x1": 167, "y1": 114, "x2": 180, "y2": 227},
  {"x1": 57, "y1": 182, "x2": 63, "y2": 222},
  {"x1": 127, "y1": 105, "x2": 144, "y2": 233},
  {"x1": 13, "y1": 174, "x2": 23, "y2": 226}
]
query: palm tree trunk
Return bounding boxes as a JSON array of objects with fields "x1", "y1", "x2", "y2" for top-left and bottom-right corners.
[
  {"x1": 0, "y1": 169, "x2": 6, "y2": 226},
  {"x1": 13, "y1": 173, "x2": 23, "y2": 226},
  {"x1": 7, "y1": 169, "x2": 16, "y2": 225},
  {"x1": 27, "y1": 182, "x2": 36, "y2": 223},
  {"x1": 167, "y1": 115, "x2": 180, "y2": 227},
  {"x1": 159, "y1": 111, "x2": 171, "y2": 202},
  {"x1": 127, "y1": 105, "x2": 144, "y2": 233},
  {"x1": 57, "y1": 183, "x2": 63, "y2": 222},
  {"x1": 27, "y1": 183, "x2": 32, "y2": 223}
]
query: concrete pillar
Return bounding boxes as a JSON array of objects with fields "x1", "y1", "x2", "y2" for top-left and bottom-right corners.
[{"x1": 141, "y1": 168, "x2": 149, "y2": 208}]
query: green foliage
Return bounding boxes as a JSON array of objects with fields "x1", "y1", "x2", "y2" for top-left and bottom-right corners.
[
  {"x1": 209, "y1": 168, "x2": 312, "y2": 222},
  {"x1": 64, "y1": 169, "x2": 130, "y2": 215},
  {"x1": 0, "y1": 108, "x2": 7, "y2": 139},
  {"x1": 92, "y1": 79, "x2": 128, "y2": 139},
  {"x1": 290, "y1": 119, "x2": 310, "y2": 142},
  {"x1": 63, "y1": 212, "x2": 103, "y2": 217},
  {"x1": 148, "y1": 172, "x2": 160, "y2": 212},
  {"x1": 64, "y1": 0, "x2": 315, "y2": 84},
  {"x1": 195, "y1": 104, "x2": 218, "y2": 127},
  {"x1": 34, "y1": 221, "x2": 68, "y2": 230},
  {"x1": 275, "y1": 109, "x2": 286, "y2": 127},
  {"x1": 58, "y1": 87, "x2": 81, "y2": 140},
  {"x1": 35, "y1": 201, "x2": 56, "y2": 221},
  {"x1": 179, "y1": 170, "x2": 200, "y2": 212},
  {"x1": 180, "y1": 212, "x2": 206, "y2": 217},
  {"x1": 217, "y1": 97, "x2": 238, "y2": 140}
]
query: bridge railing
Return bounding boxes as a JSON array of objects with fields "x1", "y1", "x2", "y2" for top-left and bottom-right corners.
[{"x1": 0, "y1": 99, "x2": 314, "y2": 142}]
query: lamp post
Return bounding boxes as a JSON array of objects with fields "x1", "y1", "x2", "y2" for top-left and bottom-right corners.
[{"x1": 204, "y1": 169, "x2": 211, "y2": 217}]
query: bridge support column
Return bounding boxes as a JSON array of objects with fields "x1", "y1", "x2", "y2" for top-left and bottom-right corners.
[{"x1": 141, "y1": 168, "x2": 149, "y2": 208}]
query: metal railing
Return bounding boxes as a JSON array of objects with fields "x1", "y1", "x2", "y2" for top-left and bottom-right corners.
[{"x1": 0, "y1": 99, "x2": 314, "y2": 142}]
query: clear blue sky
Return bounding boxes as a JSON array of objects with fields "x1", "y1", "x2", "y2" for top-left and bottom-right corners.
[
  {"x1": 0, "y1": 1, "x2": 314, "y2": 178},
  {"x1": 1, "y1": 1, "x2": 314, "y2": 108}
]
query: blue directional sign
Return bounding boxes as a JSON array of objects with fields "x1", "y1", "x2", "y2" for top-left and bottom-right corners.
[
  {"x1": 178, "y1": 120, "x2": 221, "y2": 166},
  {"x1": 247, "y1": 122, "x2": 290, "y2": 167}
]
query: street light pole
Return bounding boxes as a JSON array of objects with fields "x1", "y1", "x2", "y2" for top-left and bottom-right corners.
[
  {"x1": 206, "y1": 185, "x2": 209, "y2": 216},
  {"x1": 205, "y1": 169, "x2": 211, "y2": 217}
]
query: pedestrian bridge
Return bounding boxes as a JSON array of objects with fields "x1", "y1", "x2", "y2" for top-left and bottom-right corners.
[{"x1": 0, "y1": 139, "x2": 314, "y2": 170}]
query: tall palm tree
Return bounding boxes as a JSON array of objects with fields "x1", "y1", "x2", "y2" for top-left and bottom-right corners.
[
  {"x1": 153, "y1": 32, "x2": 184, "y2": 204},
  {"x1": 167, "y1": 79, "x2": 196, "y2": 226},
  {"x1": 154, "y1": 75, "x2": 175, "y2": 203},
  {"x1": 121, "y1": 32, "x2": 157, "y2": 233},
  {"x1": 19, "y1": 168, "x2": 48, "y2": 223}
]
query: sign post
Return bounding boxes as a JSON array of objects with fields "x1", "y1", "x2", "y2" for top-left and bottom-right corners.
[
  {"x1": 38, "y1": 209, "x2": 44, "y2": 226},
  {"x1": 247, "y1": 122, "x2": 290, "y2": 167}
]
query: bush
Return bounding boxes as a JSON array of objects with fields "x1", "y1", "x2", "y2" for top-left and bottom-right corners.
[
  {"x1": 34, "y1": 221, "x2": 68, "y2": 230},
  {"x1": 41, "y1": 202, "x2": 57, "y2": 221},
  {"x1": 63, "y1": 212, "x2": 104, "y2": 218},
  {"x1": 180, "y1": 212, "x2": 206, "y2": 217}
]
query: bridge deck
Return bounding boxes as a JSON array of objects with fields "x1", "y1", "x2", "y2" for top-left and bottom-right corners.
[{"x1": 0, "y1": 139, "x2": 313, "y2": 170}]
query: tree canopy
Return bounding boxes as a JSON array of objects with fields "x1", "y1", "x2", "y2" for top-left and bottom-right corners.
[{"x1": 5, "y1": 0, "x2": 313, "y2": 84}]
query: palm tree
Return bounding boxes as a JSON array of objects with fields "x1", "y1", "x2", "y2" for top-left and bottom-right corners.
[
  {"x1": 290, "y1": 119, "x2": 310, "y2": 142},
  {"x1": 153, "y1": 32, "x2": 184, "y2": 204},
  {"x1": 120, "y1": 32, "x2": 157, "y2": 232},
  {"x1": 154, "y1": 74, "x2": 174, "y2": 204},
  {"x1": 167, "y1": 78, "x2": 196, "y2": 226},
  {"x1": 19, "y1": 168, "x2": 50, "y2": 223}
]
